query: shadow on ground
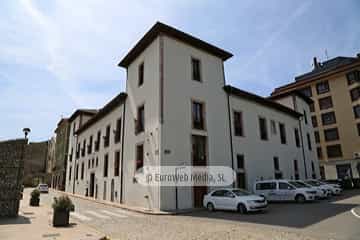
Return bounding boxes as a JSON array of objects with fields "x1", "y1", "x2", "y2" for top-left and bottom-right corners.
[
  {"x1": 0, "y1": 215, "x2": 31, "y2": 225},
  {"x1": 181, "y1": 189, "x2": 360, "y2": 229}
]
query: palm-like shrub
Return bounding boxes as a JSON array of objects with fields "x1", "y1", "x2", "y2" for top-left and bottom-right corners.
[{"x1": 52, "y1": 196, "x2": 75, "y2": 212}]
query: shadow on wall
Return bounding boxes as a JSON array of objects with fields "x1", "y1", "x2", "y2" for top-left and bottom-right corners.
[{"x1": 181, "y1": 189, "x2": 360, "y2": 229}]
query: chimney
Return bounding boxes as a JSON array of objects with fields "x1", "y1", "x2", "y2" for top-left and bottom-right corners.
[{"x1": 313, "y1": 57, "x2": 320, "y2": 69}]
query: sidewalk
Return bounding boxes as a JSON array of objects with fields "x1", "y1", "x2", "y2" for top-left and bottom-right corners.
[{"x1": 0, "y1": 190, "x2": 105, "y2": 240}]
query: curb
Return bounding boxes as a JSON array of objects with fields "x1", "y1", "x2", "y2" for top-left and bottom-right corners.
[{"x1": 52, "y1": 189, "x2": 176, "y2": 215}]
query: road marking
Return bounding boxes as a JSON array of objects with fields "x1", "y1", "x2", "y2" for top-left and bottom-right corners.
[
  {"x1": 115, "y1": 209, "x2": 144, "y2": 217},
  {"x1": 85, "y1": 210, "x2": 111, "y2": 219},
  {"x1": 101, "y1": 210, "x2": 127, "y2": 218},
  {"x1": 351, "y1": 208, "x2": 360, "y2": 219},
  {"x1": 70, "y1": 212, "x2": 92, "y2": 221}
]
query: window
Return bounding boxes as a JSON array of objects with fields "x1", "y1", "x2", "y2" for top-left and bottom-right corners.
[
  {"x1": 236, "y1": 154, "x2": 244, "y2": 169},
  {"x1": 350, "y1": 87, "x2": 360, "y2": 101},
  {"x1": 311, "y1": 161, "x2": 316, "y2": 179},
  {"x1": 307, "y1": 133, "x2": 312, "y2": 150},
  {"x1": 311, "y1": 116, "x2": 318, "y2": 128},
  {"x1": 233, "y1": 111, "x2": 244, "y2": 136},
  {"x1": 96, "y1": 157, "x2": 98, "y2": 167},
  {"x1": 92, "y1": 158, "x2": 94, "y2": 168},
  {"x1": 324, "y1": 128, "x2": 339, "y2": 141},
  {"x1": 114, "y1": 118, "x2": 121, "y2": 143},
  {"x1": 320, "y1": 166, "x2": 326, "y2": 180},
  {"x1": 136, "y1": 105, "x2": 145, "y2": 133},
  {"x1": 136, "y1": 144, "x2": 144, "y2": 170},
  {"x1": 88, "y1": 135, "x2": 93, "y2": 154},
  {"x1": 358, "y1": 123, "x2": 360, "y2": 136},
  {"x1": 316, "y1": 80, "x2": 330, "y2": 94},
  {"x1": 318, "y1": 96, "x2": 333, "y2": 110},
  {"x1": 81, "y1": 162, "x2": 84, "y2": 180},
  {"x1": 81, "y1": 139, "x2": 86, "y2": 157},
  {"x1": 300, "y1": 86, "x2": 312, "y2": 97},
  {"x1": 314, "y1": 131, "x2": 320, "y2": 143},
  {"x1": 114, "y1": 151, "x2": 120, "y2": 177},
  {"x1": 192, "y1": 101, "x2": 205, "y2": 130},
  {"x1": 104, "y1": 125, "x2": 110, "y2": 147},
  {"x1": 256, "y1": 182, "x2": 276, "y2": 190},
  {"x1": 73, "y1": 122, "x2": 76, "y2": 135},
  {"x1": 69, "y1": 166, "x2": 72, "y2": 180},
  {"x1": 75, "y1": 164, "x2": 79, "y2": 180},
  {"x1": 138, "y1": 62, "x2": 144, "y2": 86},
  {"x1": 354, "y1": 105, "x2": 360, "y2": 119},
  {"x1": 321, "y1": 111, "x2": 336, "y2": 125},
  {"x1": 326, "y1": 144, "x2": 343, "y2": 158},
  {"x1": 309, "y1": 102, "x2": 315, "y2": 112},
  {"x1": 211, "y1": 190, "x2": 227, "y2": 197},
  {"x1": 103, "y1": 181, "x2": 107, "y2": 200},
  {"x1": 279, "y1": 182, "x2": 292, "y2": 190},
  {"x1": 294, "y1": 160, "x2": 299, "y2": 180},
  {"x1": 317, "y1": 147, "x2": 323, "y2": 159},
  {"x1": 76, "y1": 143, "x2": 80, "y2": 159},
  {"x1": 103, "y1": 154, "x2": 108, "y2": 177},
  {"x1": 88, "y1": 159, "x2": 90, "y2": 169},
  {"x1": 294, "y1": 128, "x2": 300, "y2": 147},
  {"x1": 259, "y1": 117, "x2": 268, "y2": 140},
  {"x1": 303, "y1": 110, "x2": 308, "y2": 124},
  {"x1": 236, "y1": 172, "x2": 246, "y2": 189},
  {"x1": 95, "y1": 131, "x2": 101, "y2": 151},
  {"x1": 270, "y1": 120, "x2": 277, "y2": 134},
  {"x1": 347, "y1": 71, "x2": 359, "y2": 85},
  {"x1": 273, "y1": 157, "x2": 280, "y2": 171},
  {"x1": 191, "y1": 58, "x2": 201, "y2": 81},
  {"x1": 69, "y1": 148, "x2": 73, "y2": 162},
  {"x1": 279, "y1": 123, "x2": 286, "y2": 144}
]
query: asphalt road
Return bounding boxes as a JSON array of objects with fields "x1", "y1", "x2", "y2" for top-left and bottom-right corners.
[{"x1": 36, "y1": 188, "x2": 360, "y2": 240}]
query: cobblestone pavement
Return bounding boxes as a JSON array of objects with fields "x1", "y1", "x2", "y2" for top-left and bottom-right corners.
[{"x1": 39, "y1": 189, "x2": 360, "y2": 240}]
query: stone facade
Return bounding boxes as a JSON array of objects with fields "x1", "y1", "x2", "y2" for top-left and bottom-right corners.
[
  {"x1": 23, "y1": 141, "x2": 49, "y2": 187},
  {"x1": 0, "y1": 139, "x2": 27, "y2": 217},
  {"x1": 46, "y1": 137, "x2": 56, "y2": 186}
]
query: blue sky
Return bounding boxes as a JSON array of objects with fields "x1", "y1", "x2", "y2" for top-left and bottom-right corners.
[{"x1": 0, "y1": 0, "x2": 359, "y2": 141}]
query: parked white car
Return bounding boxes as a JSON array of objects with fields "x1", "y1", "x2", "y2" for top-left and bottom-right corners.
[
  {"x1": 37, "y1": 183, "x2": 49, "y2": 193},
  {"x1": 203, "y1": 188, "x2": 267, "y2": 213},
  {"x1": 304, "y1": 180, "x2": 342, "y2": 195},
  {"x1": 292, "y1": 180, "x2": 330, "y2": 199},
  {"x1": 253, "y1": 180, "x2": 316, "y2": 203}
]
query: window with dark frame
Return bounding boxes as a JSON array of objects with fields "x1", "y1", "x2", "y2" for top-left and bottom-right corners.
[
  {"x1": 88, "y1": 159, "x2": 90, "y2": 169},
  {"x1": 321, "y1": 111, "x2": 336, "y2": 125},
  {"x1": 317, "y1": 147, "x2": 323, "y2": 159},
  {"x1": 104, "y1": 125, "x2": 110, "y2": 147},
  {"x1": 303, "y1": 110, "x2": 308, "y2": 124},
  {"x1": 318, "y1": 96, "x2": 333, "y2": 110},
  {"x1": 316, "y1": 80, "x2": 330, "y2": 94},
  {"x1": 96, "y1": 157, "x2": 98, "y2": 167},
  {"x1": 311, "y1": 161, "x2": 316, "y2": 179},
  {"x1": 294, "y1": 128, "x2": 300, "y2": 147},
  {"x1": 273, "y1": 157, "x2": 280, "y2": 171},
  {"x1": 353, "y1": 105, "x2": 360, "y2": 119},
  {"x1": 311, "y1": 116, "x2": 318, "y2": 128},
  {"x1": 324, "y1": 128, "x2": 339, "y2": 141},
  {"x1": 138, "y1": 62, "x2": 144, "y2": 86},
  {"x1": 300, "y1": 86, "x2": 312, "y2": 97},
  {"x1": 76, "y1": 143, "x2": 80, "y2": 159},
  {"x1": 309, "y1": 102, "x2": 315, "y2": 112},
  {"x1": 237, "y1": 154, "x2": 244, "y2": 169},
  {"x1": 234, "y1": 111, "x2": 243, "y2": 137},
  {"x1": 136, "y1": 105, "x2": 145, "y2": 134},
  {"x1": 69, "y1": 148, "x2": 73, "y2": 162},
  {"x1": 279, "y1": 123, "x2": 286, "y2": 144},
  {"x1": 357, "y1": 123, "x2": 360, "y2": 136},
  {"x1": 88, "y1": 135, "x2": 93, "y2": 154},
  {"x1": 270, "y1": 120, "x2": 277, "y2": 135},
  {"x1": 191, "y1": 58, "x2": 201, "y2": 81},
  {"x1": 350, "y1": 87, "x2": 360, "y2": 102},
  {"x1": 81, "y1": 139, "x2": 86, "y2": 157},
  {"x1": 136, "y1": 144, "x2": 144, "y2": 171},
  {"x1": 259, "y1": 117, "x2": 268, "y2": 140},
  {"x1": 114, "y1": 151, "x2": 120, "y2": 177},
  {"x1": 294, "y1": 159, "x2": 299, "y2": 180},
  {"x1": 192, "y1": 101, "x2": 205, "y2": 130},
  {"x1": 115, "y1": 118, "x2": 121, "y2": 143},
  {"x1": 75, "y1": 164, "x2": 79, "y2": 180},
  {"x1": 103, "y1": 154, "x2": 108, "y2": 177},
  {"x1": 81, "y1": 162, "x2": 84, "y2": 180},
  {"x1": 69, "y1": 166, "x2": 72, "y2": 180},
  {"x1": 307, "y1": 133, "x2": 312, "y2": 150},
  {"x1": 346, "y1": 71, "x2": 359, "y2": 85},
  {"x1": 95, "y1": 131, "x2": 101, "y2": 151},
  {"x1": 326, "y1": 144, "x2": 343, "y2": 158},
  {"x1": 314, "y1": 131, "x2": 320, "y2": 143}
]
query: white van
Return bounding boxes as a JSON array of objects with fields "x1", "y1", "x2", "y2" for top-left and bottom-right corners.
[{"x1": 253, "y1": 180, "x2": 316, "y2": 203}]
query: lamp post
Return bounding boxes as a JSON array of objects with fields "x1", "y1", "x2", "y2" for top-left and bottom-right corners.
[{"x1": 22, "y1": 128, "x2": 31, "y2": 140}]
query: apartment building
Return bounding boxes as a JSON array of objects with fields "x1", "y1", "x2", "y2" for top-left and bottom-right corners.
[
  {"x1": 272, "y1": 55, "x2": 360, "y2": 180},
  {"x1": 65, "y1": 22, "x2": 318, "y2": 211}
]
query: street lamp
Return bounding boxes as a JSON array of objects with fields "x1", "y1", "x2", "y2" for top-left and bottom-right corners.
[{"x1": 22, "y1": 128, "x2": 31, "y2": 140}]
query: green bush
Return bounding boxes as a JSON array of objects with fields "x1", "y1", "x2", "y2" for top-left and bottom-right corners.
[
  {"x1": 52, "y1": 196, "x2": 75, "y2": 212},
  {"x1": 31, "y1": 189, "x2": 40, "y2": 199}
]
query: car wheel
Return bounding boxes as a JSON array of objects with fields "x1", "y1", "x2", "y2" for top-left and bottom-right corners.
[
  {"x1": 295, "y1": 194, "x2": 306, "y2": 203},
  {"x1": 237, "y1": 203, "x2": 247, "y2": 214},
  {"x1": 207, "y1": 202, "x2": 215, "y2": 212}
]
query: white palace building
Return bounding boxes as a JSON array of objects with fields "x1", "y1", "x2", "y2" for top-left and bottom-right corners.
[{"x1": 65, "y1": 22, "x2": 319, "y2": 211}]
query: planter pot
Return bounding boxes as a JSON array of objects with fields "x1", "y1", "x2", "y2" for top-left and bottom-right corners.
[
  {"x1": 53, "y1": 210, "x2": 70, "y2": 227},
  {"x1": 30, "y1": 198, "x2": 39, "y2": 206}
]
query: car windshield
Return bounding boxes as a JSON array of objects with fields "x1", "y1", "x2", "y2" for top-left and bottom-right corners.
[
  {"x1": 289, "y1": 181, "x2": 308, "y2": 188},
  {"x1": 39, "y1": 184, "x2": 47, "y2": 187},
  {"x1": 291, "y1": 181, "x2": 310, "y2": 188},
  {"x1": 305, "y1": 180, "x2": 321, "y2": 186},
  {"x1": 232, "y1": 189, "x2": 251, "y2": 196}
]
